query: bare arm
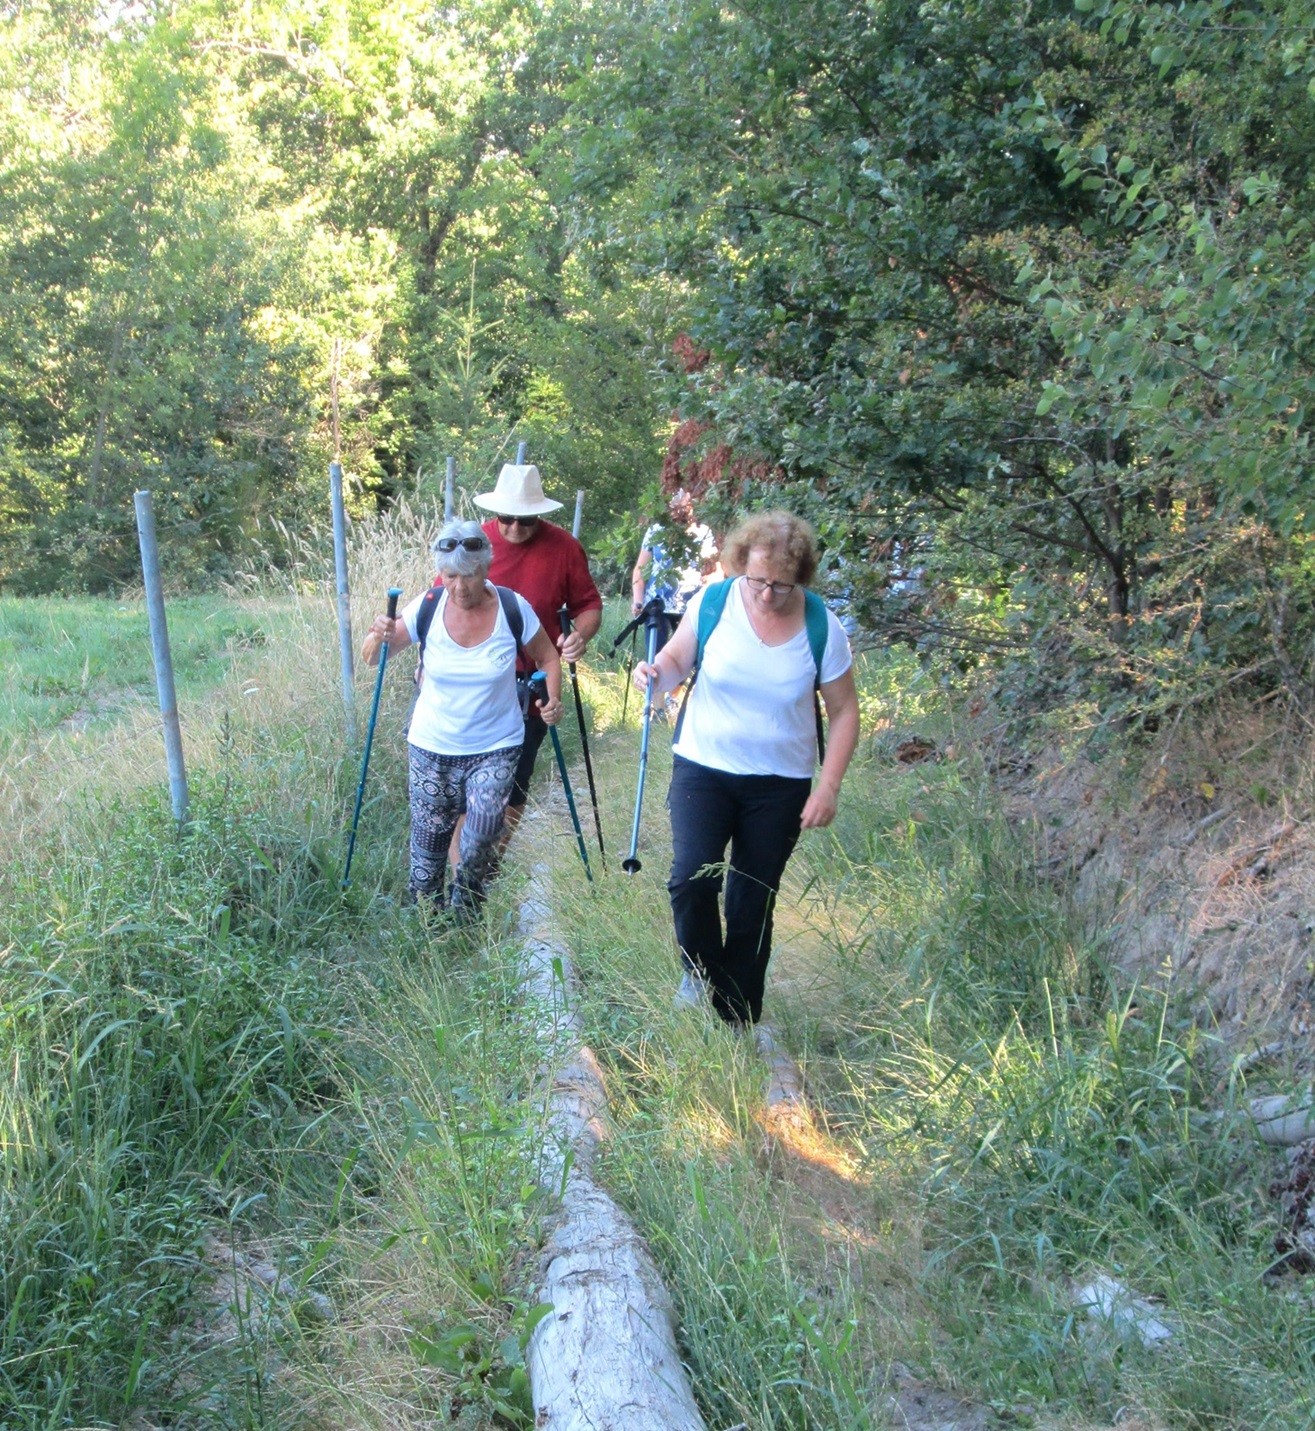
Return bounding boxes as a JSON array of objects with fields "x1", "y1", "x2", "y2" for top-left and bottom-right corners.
[
  {"x1": 362, "y1": 613, "x2": 414, "y2": 667},
  {"x1": 560, "y1": 605, "x2": 601, "y2": 664},
  {"x1": 632, "y1": 613, "x2": 697, "y2": 695},
  {"x1": 630, "y1": 547, "x2": 652, "y2": 614},
  {"x1": 801, "y1": 667, "x2": 861, "y2": 829}
]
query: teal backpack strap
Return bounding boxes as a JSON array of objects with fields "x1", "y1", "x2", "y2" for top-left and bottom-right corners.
[
  {"x1": 803, "y1": 589, "x2": 829, "y2": 761},
  {"x1": 696, "y1": 579, "x2": 734, "y2": 668},
  {"x1": 672, "y1": 579, "x2": 733, "y2": 741}
]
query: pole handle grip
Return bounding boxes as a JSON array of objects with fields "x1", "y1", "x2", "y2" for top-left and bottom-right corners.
[{"x1": 386, "y1": 587, "x2": 402, "y2": 619}]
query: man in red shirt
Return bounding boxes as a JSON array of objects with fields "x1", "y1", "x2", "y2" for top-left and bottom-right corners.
[{"x1": 474, "y1": 463, "x2": 603, "y2": 841}]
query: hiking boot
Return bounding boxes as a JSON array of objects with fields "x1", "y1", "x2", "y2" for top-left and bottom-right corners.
[{"x1": 673, "y1": 968, "x2": 709, "y2": 1009}]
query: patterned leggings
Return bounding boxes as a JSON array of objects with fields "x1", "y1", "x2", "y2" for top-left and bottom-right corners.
[{"x1": 408, "y1": 743, "x2": 521, "y2": 910}]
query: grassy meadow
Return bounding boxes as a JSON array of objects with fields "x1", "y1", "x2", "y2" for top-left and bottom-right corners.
[{"x1": 2, "y1": 512, "x2": 1313, "y2": 1428}]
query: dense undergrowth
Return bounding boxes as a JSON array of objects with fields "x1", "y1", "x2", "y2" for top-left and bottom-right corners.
[{"x1": 3, "y1": 575, "x2": 1313, "y2": 1429}]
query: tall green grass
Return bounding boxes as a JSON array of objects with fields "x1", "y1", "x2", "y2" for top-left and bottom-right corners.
[
  {"x1": 6, "y1": 527, "x2": 1312, "y2": 1429},
  {"x1": 0, "y1": 594, "x2": 293, "y2": 739},
  {"x1": 0, "y1": 511, "x2": 576, "y2": 1429},
  {"x1": 548, "y1": 644, "x2": 1315, "y2": 1431}
]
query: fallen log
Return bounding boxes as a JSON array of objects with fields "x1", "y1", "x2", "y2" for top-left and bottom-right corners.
[
  {"x1": 1072, "y1": 1272, "x2": 1175, "y2": 1349},
  {"x1": 1249, "y1": 1091, "x2": 1315, "y2": 1147},
  {"x1": 517, "y1": 881, "x2": 706, "y2": 1431},
  {"x1": 754, "y1": 1022, "x2": 807, "y2": 1120}
]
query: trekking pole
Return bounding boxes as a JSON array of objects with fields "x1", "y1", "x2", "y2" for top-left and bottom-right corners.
[
  {"x1": 621, "y1": 599, "x2": 666, "y2": 874},
  {"x1": 343, "y1": 587, "x2": 402, "y2": 888},
  {"x1": 559, "y1": 605, "x2": 606, "y2": 868},
  {"x1": 611, "y1": 604, "x2": 649, "y2": 726},
  {"x1": 528, "y1": 673, "x2": 592, "y2": 881}
]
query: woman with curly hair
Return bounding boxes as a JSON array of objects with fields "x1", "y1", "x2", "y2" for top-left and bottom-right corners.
[{"x1": 633, "y1": 510, "x2": 860, "y2": 1025}]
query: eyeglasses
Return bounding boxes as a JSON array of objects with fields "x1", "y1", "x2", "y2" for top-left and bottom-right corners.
[
  {"x1": 744, "y1": 575, "x2": 798, "y2": 596},
  {"x1": 496, "y1": 514, "x2": 540, "y2": 527},
  {"x1": 435, "y1": 536, "x2": 489, "y2": 554}
]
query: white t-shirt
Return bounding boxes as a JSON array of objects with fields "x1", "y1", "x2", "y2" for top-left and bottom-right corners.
[
  {"x1": 672, "y1": 580, "x2": 852, "y2": 779},
  {"x1": 401, "y1": 585, "x2": 541, "y2": 755}
]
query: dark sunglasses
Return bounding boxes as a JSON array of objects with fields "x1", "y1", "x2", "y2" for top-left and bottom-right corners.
[
  {"x1": 435, "y1": 536, "x2": 489, "y2": 553},
  {"x1": 496, "y1": 514, "x2": 540, "y2": 527}
]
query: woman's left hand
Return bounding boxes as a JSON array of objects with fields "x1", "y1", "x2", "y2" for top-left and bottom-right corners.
[{"x1": 538, "y1": 695, "x2": 564, "y2": 726}]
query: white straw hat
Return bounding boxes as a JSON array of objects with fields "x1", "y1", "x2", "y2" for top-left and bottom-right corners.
[{"x1": 473, "y1": 463, "x2": 563, "y2": 516}]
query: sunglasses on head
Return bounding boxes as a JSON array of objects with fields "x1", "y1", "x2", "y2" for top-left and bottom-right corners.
[
  {"x1": 496, "y1": 513, "x2": 539, "y2": 527},
  {"x1": 436, "y1": 536, "x2": 488, "y2": 553}
]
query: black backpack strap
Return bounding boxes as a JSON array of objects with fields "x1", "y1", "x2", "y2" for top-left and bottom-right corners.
[
  {"x1": 413, "y1": 587, "x2": 440, "y2": 687},
  {"x1": 494, "y1": 585, "x2": 526, "y2": 664},
  {"x1": 415, "y1": 587, "x2": 440, "y2": 661}
]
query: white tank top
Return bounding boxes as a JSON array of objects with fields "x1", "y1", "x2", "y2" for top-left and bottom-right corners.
[{"x1": 402, "y1": 586, "x2": 540, "y2": 755}]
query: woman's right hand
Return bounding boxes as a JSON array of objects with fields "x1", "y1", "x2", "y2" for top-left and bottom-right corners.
[
  {"x1": 370, "y1": 615, "x2": 397, "y2": 643},
  {"x1": 632, "y1": 660, "x2": 660, "y2": 694}
]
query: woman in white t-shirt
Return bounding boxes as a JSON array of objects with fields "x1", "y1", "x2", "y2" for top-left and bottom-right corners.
[
  {"x1": 632, "y1": 511, "x2": 860, "y2": 1026},
  {"x1": 365, "y1": 520, "x2": 563, "y2": 916}
]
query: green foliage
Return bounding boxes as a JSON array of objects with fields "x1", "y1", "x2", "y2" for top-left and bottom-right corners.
[
  {"x1": 0, "y1": 0, "x2": 668, "y2": 593},
  {"x1": 408, "y1": 1299, "x2": 553, "y2": 1427},
  {"x1": 4, "y1": 0, "x2": 1314, "y2": 720},
  {"x1": 0, "y1": 3, "x2": 329, "y2": 592},
  {"x1": 568, "y1": 0, "x2": 1315, "y2": 719}
]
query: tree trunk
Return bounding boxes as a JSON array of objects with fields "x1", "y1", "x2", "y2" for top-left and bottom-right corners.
[{"x1": 517, "y1": 880, "x2": 706, "y2": 1431}]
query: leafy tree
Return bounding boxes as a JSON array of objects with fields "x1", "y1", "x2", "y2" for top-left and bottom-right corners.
[
  {"x1": 569, "y1": 0, "x2": 1315, "y2": 712},
  {"x1": 0, "y1": 2, "x2": 323, "y2": 590}
]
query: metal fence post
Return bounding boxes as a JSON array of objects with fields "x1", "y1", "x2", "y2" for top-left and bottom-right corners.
[
  {"x1": 445, "y1": 455, "x2": 456, "y2": 521},
  {"x1": 133, "y1": 490, "x2": 189, "y2": 826}
]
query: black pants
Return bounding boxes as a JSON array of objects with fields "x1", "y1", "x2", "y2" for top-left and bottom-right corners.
[
  {"x1": 509, "y1": 713, "x2": 550, "y2": 808},
  {"x1": 666, "y1": 755, "x2": 811, "y2": 1025}
]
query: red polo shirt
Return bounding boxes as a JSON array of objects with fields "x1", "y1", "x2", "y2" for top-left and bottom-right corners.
[{"x1": 482, "y1": 518, "x2": 603, "y2": 670}]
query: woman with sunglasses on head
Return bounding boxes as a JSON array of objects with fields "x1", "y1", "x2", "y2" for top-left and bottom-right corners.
[
  {"x1": 365, "y1": 519, "x2": 563, "y2": 917},
  {"x1": 473, "y1": 463, "x2": 603, "y2": 841},
  {"x1": 632, "y1": 511, "x2": 860, "y2": 1028}
]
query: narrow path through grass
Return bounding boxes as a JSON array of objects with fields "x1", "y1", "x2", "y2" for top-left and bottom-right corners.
[{"x1": 3, "y1": 585, "x2": 1312, "y2": 1429}]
